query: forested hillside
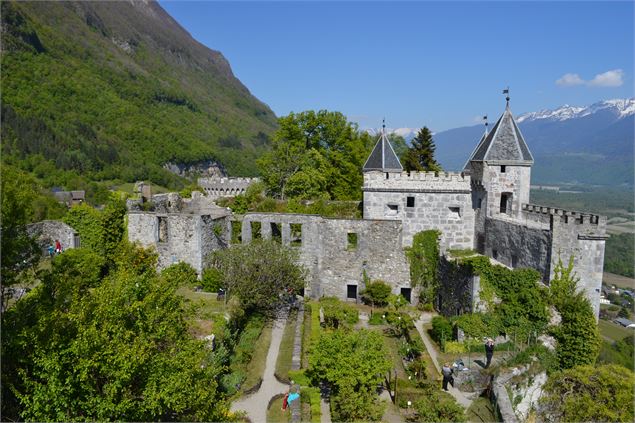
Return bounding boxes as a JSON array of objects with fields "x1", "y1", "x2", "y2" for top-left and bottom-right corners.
[{"x1": 1, "y1": 0, "x2": 277, "y2": 189}]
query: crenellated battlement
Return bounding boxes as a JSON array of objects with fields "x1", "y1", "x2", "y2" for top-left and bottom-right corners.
[
  {"x1": 363, "y1": 171, "x2": 471, "y2": 192},
  {"x1": 198, "y1": 177, "x2": 260, "y2": 198},
  {"x1": 522, "y1": 203, "x2": 605, "y2": 225}
]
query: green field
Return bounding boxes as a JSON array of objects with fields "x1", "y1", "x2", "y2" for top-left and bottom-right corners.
[{"x1": 598, "y1": 319, "x2": 634, "y2": 342}]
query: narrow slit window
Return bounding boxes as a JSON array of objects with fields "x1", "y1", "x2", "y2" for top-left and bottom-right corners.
[
  {"x1": 158, "y1": 216, "x2": 168, "y2": 242},
  {"x1": 501, "y1": 165, "x2": 506, "y2": 173},
  {"x1": 347, "y1": 233, "x2": 358, "y2": 250}
]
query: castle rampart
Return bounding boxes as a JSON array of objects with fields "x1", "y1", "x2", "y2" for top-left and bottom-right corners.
[{"x1": 198, "y1": 176, "x2": 260, "y2": 199}]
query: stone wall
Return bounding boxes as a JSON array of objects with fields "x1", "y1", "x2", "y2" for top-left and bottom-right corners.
[
  {"x1": 239, "y1": 213, "x2": 412, "y2": 302},
  {"x1": 363, "y1": 171, "x2": 474, "y2": 250},
  {"x1": 473, "y1": 163, "x2": 531, "y2": 221},
  {"x1": 437, "y1": 256, "x2": 478, "y2": 316},
  {"x1": 545, "y1": 207, "x2": 607, "y2": 319},
  {"x1": 198, "y1": 176, "x2": 260, "y2": 199},
  {"x1": 483, "y1": 216, "x2": 552, "y2": 282},
  {"x1": 27, "y1": 220, "x2": 79, "y2": 253},
  {"x1": 127, "y1": 192, "x2": 231, "y2": 275}
]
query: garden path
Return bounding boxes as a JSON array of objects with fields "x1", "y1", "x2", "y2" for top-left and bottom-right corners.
[
  {"x1": 231, "y1": 313, "x2": 289, "y2": 422},
  {"x1": 414, "y1": 313, "x2": 475, "y2": 409}
]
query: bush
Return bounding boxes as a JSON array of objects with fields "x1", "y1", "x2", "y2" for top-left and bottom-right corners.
[
  {"x1": 320, "y1": 297, "x2": 358, "y2": 328},
  {"x1": 444, "y1": 341, "x2": 466, "y2": 354},
  {"x1": 368, "y1": 311, "x2": 385, "y2": 325},
  {"x1": 161, "y1": 262, "x2": 198, "y2": 288},
  {"x1": 201, "y1": 267, "x2": 224, "y2": 292},
  {"x1": 361, "y1": 280, "x2": 392, "y2": 306},
  {"x1": 431, "y1": 316, "x2": 452, "y2": 346}
]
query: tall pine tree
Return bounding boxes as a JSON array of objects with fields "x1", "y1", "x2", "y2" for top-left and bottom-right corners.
[{"x1": 403, "y1": 126, "x2": 442, "y2": 172}]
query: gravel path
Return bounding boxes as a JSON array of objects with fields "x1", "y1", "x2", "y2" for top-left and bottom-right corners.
[{"x1": 231, "y1": 314, "x2": 289, "y2": 422}]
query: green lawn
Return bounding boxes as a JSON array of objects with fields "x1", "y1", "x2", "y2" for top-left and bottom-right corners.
[
  {"x1": 176, "y1": 287, "x2": 227, "y2": 318},
  {"x1": 466, "y1": 397, "x2": 497, "y2": 422},
  {"x1": 598, "y1": 319, "x2": 634, "y2": 342},
  {"x1": 240, "y1": 322, "x2": 273, "y2": 394},
  {"x1": 275, "y1": 308, "x2": 298, "y2": 382},
  {"x1": 266, "y1": 395, "x2": 291, "y2": 423}
]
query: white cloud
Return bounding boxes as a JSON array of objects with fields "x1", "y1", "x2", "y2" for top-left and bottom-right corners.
[
  {"x1": 556, "y1": 69, "x2": 624, "y2": 88},
  {"x1": 556, "y1": 73, "x2": 585, "y2": 86},
  {"x1": 588, "y1": 69, "x2": 624, "y2": 87}
]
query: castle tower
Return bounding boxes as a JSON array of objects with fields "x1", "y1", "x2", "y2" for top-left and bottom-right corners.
[
  {"x1": 464, "y1": 96, "x2": 534, "y2": 252},
  {"x1": 362, "y1": 122, "x2": 403, "y2": 174}
]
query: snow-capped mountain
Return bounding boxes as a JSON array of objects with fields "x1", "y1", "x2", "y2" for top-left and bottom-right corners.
[
  {"x1": 433, "y1": 98, "x2": 634, "y2": 186},
  {"x1": 517, "y1": 98, "x2": 635, "y2": 123}
]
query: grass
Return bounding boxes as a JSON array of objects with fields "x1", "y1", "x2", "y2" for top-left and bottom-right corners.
[
  {"x1": 275, "y1": 308, "x2": 298, "y2": 382},
  {"x1": 598, "y1": 319, "x2": 634, "y2": 342},
  {"x1": 604, "y1": 272, "x2": 635, "y2": 290},
  {"x1": 176, "y1": 287, "x2": 227, "y2": 318},
  {"x1": 266, "y1": 395, "x2": 291, "y2": 423},
  {"x1": 408, "y1": 328, "x2": 439, "y2": 379},
  {"x1": 466, "y1": 396, "x2": 497, "y2": 422},
  {"x1": 383, "y1": 333, "x2": 409, "y2": 380},
  {"x1": 240, "y1": 321, "x2": 273, "y2": 394}
]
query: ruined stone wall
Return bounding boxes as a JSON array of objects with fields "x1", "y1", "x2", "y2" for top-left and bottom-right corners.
[
  {"x1": 27, "y1": 220, "x2": 78, "y2": 253},
  {"x1": 240, "y1": 213, "x2": 411, "y2": 301},
  {"x1": 363, "y1": 171, "x2": 474, "y2": 250},
  {"x1": 483, "y1": 216, "x2": 552, "y2": 282},
  {"x1": 198, "y1": 177, "x2": 260, "y2": 199}
]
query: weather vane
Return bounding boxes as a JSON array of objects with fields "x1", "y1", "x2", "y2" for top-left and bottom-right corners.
[{"x1": 503, "y1": 86, "x2": 510, "y2": 105}]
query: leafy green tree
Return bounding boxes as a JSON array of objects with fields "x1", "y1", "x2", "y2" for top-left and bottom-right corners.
[
  {"x1": 538, "y1": 364, "x2": 635, "y2": 423},
  {"x1": 598, "y1": 334, "x2": 635, "y2": 371},
  {"x1": 257, "y1": 110, "x2": 373, "y2": 200},
  {"x1": 0, "y1": 165, "x2": 40, "y2": 302},
  {"x1": 308, "y1": 329, "x2": 391, "y2": 421},
  {"x1": 413, "y1": 387, "x2": 466, "y2": 422},
  {"x1": 402, "y1": 126, "x2": 441, "y2": 172},
  {"x1": 406, "y1": 230, "x2": 440, "y2": 306},
  {"x1": 208, "y1": 240, "x2": 306, "y2": 315},
  {"x1": 361, "y1": 280, "x2": 392, "y2": 307},
  {"x1": 549, "y1": 257, "x2": 601, "y2": 369},
  {"x1": 1, "y1": 244, "x2": 232, "y2": 422}
]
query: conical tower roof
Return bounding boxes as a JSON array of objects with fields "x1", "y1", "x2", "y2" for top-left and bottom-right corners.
[
  {"x1": 363, "y1": 125, "x2": 403, "y2": 172},
  {"x1": 467, "y1": 104, "x2": 533, "y2": 164}
]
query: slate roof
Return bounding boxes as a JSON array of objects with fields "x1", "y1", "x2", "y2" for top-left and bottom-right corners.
[
  {"x1": 467, "y1": 104, "x2": 534, "y2": 164},
  {"x1": 463, "y1": 131, "x2": 487, "y2": 172},
  {"x1": 363, "y1": 129, "x2": 403, "y2": 172}
]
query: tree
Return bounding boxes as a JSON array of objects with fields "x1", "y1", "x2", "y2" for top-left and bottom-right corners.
[
  {"x1": 208, "y1": 240, "x2": 306, "y2": 315},
  {"x1": 361, "y1": 280, "x2": 392, "y2": 307},
  {"x1": 257, "y1": 110, "x2": 373, "y2": 200},
  {"x1": 1, "y1": 165, "x2": 40, "y2": 306},
  {"x1": 1, "y1": 244, "x2": 232, "y2": 422},
  {"x1": 402, "y1": 126, "x2": 441, "y2": 172},
  {"x1": 413, "y1": 387, "x2": 466, "y2": 422},
  {"x1": 538, "y1": 364, "x2": 635, "y2": 423},
  {"x1": 549, "y1": 257, "x2": 601, "y2": 369},
  {"x1": 307, "y1": 329, "x2": 391, "y2": 420}
]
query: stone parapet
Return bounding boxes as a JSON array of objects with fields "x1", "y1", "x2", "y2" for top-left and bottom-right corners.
[
  {"x1": 363, "y1": 171, "x2": 471, "y2": 193},
  {"x1": 198, "y1": 176, "x2": 260, "y2": 198}
]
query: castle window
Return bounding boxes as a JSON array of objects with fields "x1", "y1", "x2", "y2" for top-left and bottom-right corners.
[
  {"x1": 347, "y1": 232, "x2": 358, "y2": 250},
  {"x1": 158, "y1": 216, "x2": 168, "y2": 242},
  {"x1": 271, "y1": 222, "x2": 281, "y2": 243},
  {"x1": 501, "y1": 165, "x2": 506, "y2": 173},
  {"x1": 385, "y1": 204, "x2": 399, "y2": 217},
  {"x1": 500, "y1": 192, "x2": 512, "y2": 215},
  {"x1": 477, "y1": 198, "x2": 482, "y2": 209},
  {"x1": 406, "y1": 196, "x2": 415, "y2": 208},
  {"x1": 231, "y1": 221, "x2": 242, "y2": 244},
  {"x1": 347, "y1": 284, "x2": 358, "y2": 300},
  {"x1": 492, "y1": 249, "x2": 498, "y2": 259},
  {"x1": 512, "y1": 255, "x2": 518, "y2": 267},
  {"x1": 449, "y1": 207, "x2": 461, "y2": 218},
  {"x1": 290, "y1": 223, "x2": 302, "y2": 247},
  {"x1": 385, "y1": 173, "x2": 389, "y2": 179}
]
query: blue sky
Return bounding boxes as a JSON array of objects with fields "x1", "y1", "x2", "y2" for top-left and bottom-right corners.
[{"x1": 160, "y1": 1, "x2": 634, "y2": 132}]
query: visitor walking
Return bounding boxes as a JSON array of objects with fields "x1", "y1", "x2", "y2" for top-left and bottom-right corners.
[
  {"x1": 485, "y1": 338, "x2": 495, "y2": 368},
  {"x1": 441, "y1": 362, "x2": 453, "y2": 391},
  {"x1": 48, "y1": 243, "x2": 55, "y2": 257},
  {"x1": 55, "y1": 239, "x2": 62, "y2": 254}
]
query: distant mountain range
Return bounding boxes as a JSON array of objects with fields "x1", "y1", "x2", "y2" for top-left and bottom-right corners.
[{"x1": 430, "y1": 99, "x2": 634, "y2": 187}]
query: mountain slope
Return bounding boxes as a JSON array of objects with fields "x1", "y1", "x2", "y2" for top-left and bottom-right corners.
[
  {"x1": 1, "y1": 0, "x2": 277, "y2": 186},
  {"x1": 434, "y1": 99, "x2": 634, "y2": 186}
]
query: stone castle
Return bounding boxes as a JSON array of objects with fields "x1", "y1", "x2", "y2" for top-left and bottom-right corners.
[{"x1": 127, "y1": 100, "x2": 607, "y2": 318}]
